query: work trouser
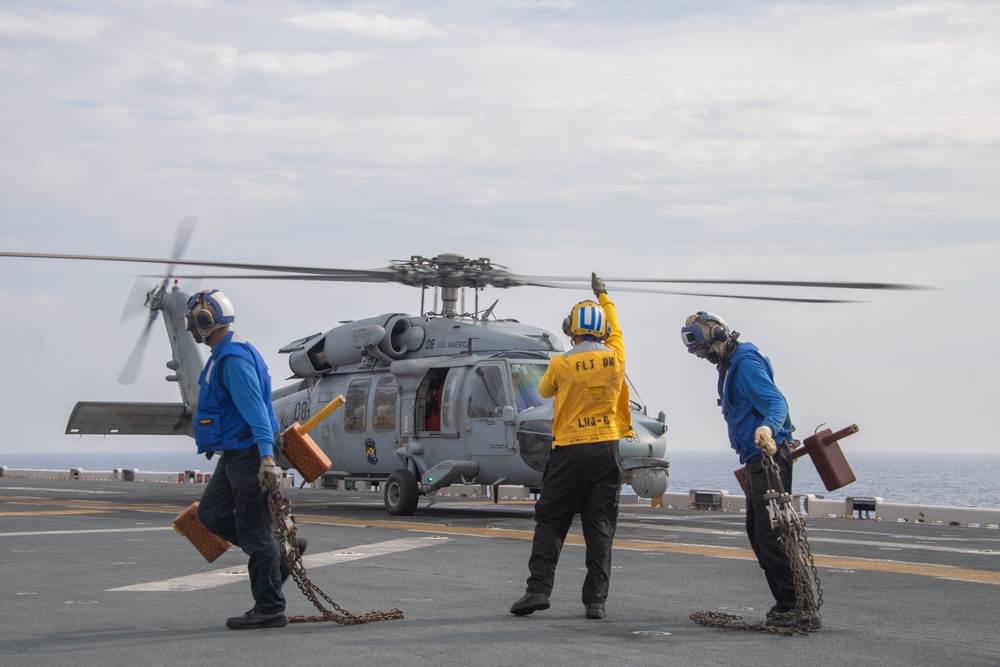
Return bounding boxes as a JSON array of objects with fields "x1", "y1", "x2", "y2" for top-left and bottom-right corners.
[
  {"x1": 526, "y1": 440, "x2": 623, "y2": 605},
  {"x1": 745, "y1": 445, "x2": 798, "y2": 612},
  {"x1": 198, "y1": 446, "x2": 285, "y2": 615}
]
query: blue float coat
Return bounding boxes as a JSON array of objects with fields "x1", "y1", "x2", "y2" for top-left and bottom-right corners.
[
  {"x1": 194, "y1": 331, "x2": 280, "y2": 457},
  {"x1": 718, "y1": 342, "x2": 795, "y2": 464}
]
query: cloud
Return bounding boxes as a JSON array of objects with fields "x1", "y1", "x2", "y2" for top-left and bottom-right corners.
[
  {"x1": 285, "y1": 11, "x2": 446, "y2": 41},
  {"x1": 0, "y1": 10, "x2": 109, "y2": 40},
  {"x1": 0, "y1": 0, "x2": 998, "y2": 461},
  {"x1": 236, "y1": 50, "x2": 368, "y2": 77}
]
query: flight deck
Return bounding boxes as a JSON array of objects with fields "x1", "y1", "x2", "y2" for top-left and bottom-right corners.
[{"x1": 2, "y1": 478, "x2": 998, "y2": 667}]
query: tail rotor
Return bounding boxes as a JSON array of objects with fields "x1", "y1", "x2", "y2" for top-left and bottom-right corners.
[{"x1": 117, "y1": 216, "x2": 198, "y2": 384}]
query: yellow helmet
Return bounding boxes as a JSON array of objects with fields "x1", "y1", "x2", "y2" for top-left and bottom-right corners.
[{"x1": 562, "y1": 300, "x2": 610, "y2": 339}]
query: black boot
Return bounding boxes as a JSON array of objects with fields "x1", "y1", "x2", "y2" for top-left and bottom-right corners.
[{"x1": 510, "y1": 592, "x2": 550, "y2": 616}]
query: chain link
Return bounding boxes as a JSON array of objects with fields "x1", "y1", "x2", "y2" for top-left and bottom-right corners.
[
  {"x1": 691, "y1": 451, "x2": 822, "y2": 636},
  {"x1": 269, "y1": 492, "x2": 404, "y2": 625}
]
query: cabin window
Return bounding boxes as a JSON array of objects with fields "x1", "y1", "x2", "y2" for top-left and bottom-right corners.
[
  {"x1": 373, "y1": 377, "x2": 398, "y2": 432},
  {"x1": 439, "y1": 368, "x2": 463, "y2": 433},
  {"x1": 467, "y1": 364, "x2": 508, "y2": 419},
  {"x1": 344, "y1": 379, "x2": 371, "y2": 433},
  {"x1": 421, "y1": 369, "x2": 447, "y2": 432},
  {"x1": 510, "y1": 362, "x2": 552, "y2": 413}
]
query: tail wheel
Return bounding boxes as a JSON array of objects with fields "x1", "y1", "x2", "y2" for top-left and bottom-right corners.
[{"x1": 384, "y1": 469, "x2": 420, "y2": 516}]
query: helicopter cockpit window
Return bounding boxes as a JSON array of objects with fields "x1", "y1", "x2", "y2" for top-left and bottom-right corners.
[
  {"x1": 510, "y1": 362, "x2": 552, "y2": 413},
  {"x1": 344, "y1": 379, "x2": 371, "y2": 433},
  {"x1": 467, "y1": 364, "x2": 508, "y2": 419},
  {"x1": 373, "y1": 377, "x2": 398, "y2": 432}
]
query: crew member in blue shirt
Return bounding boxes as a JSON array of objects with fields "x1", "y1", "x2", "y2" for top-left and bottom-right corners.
[
  {"x1": 187, "y1": 289, "x2": 290, "y2": 630},
  {"x1": 681, "y1": 311, "x2": 820, "y2": 630}
]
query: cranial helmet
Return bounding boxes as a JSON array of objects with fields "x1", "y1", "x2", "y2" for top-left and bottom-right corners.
[
  {"x1": 186, "y1": 289, "x2": 235, "y2": 343},
  {"x1": 681, "y1": 311, "x2": 731, "y2": 363},
  {"x1": 562, "y1": 300, "x2": 610, "y2": 340}
]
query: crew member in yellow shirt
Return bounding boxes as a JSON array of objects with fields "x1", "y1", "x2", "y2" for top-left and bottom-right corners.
[{"x1": 510, "y1": 273, "x2": 631, "y2": 620}]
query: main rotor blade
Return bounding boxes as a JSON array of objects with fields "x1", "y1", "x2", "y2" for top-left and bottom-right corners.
[
  {"x1": 0, "y1": 247, "x2": 930, "y2": 293},
  {"x1": 520, "y1": 280, "x2": 859, "y2": 304},
  {"x1": 508, "y1": 274, "x2": 928, "y2": 291},
  {"x1": 0, "y1": 251, "x2": 396, "y2": 280},
  {"x1": 156, "y1": 273, "x2": 391, "y2": 283}
]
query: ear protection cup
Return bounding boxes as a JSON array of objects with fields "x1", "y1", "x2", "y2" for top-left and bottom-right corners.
[
  {"x1": 697, "y1": 311, "x2": 729, "y2": 342},
  {"x1": 185, "y1": 289, "x2": 236, "y2": 343},
  {"x1": 192, "y1": 306, "x2": 216, "y2": 329}
]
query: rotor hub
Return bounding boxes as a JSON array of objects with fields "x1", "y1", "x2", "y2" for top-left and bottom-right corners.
[{"x1": 391, "y1": 254, "x2": 515, "y2": 290}]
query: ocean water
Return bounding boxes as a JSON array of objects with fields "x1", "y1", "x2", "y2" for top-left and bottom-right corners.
[
  {"x1": 2, "y1": 449, "x2": 998, "y2": 510},
  {"x1": 664, "y1": 450, "x2": 1000, "y2": 510}
]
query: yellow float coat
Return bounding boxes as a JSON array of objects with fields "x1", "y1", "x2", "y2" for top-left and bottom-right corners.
[{"x1": 538, "y1": 293, "x2": 633, "y2": 446}]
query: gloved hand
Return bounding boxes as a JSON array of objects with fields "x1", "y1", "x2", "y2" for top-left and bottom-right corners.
[
  {"x1": 754, "y1": 425, "x2": 777, "y2": 456},
  {"x1": 591, "y1": 272, "x2": 607, "y2": 297},
  {"x1": 258, "y1": 455, "x2": 282, "y2": 493}
]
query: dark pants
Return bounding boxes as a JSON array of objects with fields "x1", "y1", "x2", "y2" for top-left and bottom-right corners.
[
  {"x1": 745, "y1": 445, "x2": 797, "y2": 612},
  {"x1": 198, "y1": 447, "x2": 285, "y2": 615},
  {"x1": 526, "y1": 440, "x2": 623, "y2": 605}
]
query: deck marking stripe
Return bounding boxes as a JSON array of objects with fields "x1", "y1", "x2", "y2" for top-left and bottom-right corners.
[
  {"x1": 1, "y1": 526, "x2": 174, "y2": 537},
  {"x1": 292, "y1": 513, "x2": 1000, "y2": 586},
  {"x1": 108, "y1": 537, "x2": 443, "y2": 592},
  {"x1": 4, "y1": 493, "x2": 997, "y2": 587},
  {"x1": 622, "y1": 522, "x2": 1000, "y2": 556},
  {"x1": 0, "y1": 510, "x2": 108, "y2": 520}
]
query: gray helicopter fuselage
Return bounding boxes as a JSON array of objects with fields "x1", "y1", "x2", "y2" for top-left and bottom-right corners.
[
  {"x1": 269, "y1": 314, "x2": 669, "y2": 496},
  {"x1": 63, "y1": 288, "x2": 669, "y2": 510}
]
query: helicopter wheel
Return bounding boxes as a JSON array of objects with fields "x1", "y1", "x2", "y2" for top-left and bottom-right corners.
[{"x1": 384, "y1": 469, "x2": 420, "y2": 516}]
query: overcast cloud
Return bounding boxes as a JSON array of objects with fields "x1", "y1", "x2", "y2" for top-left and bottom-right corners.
[{"x1": 0, "y1": 1, "x2": 997, "y2": 464}]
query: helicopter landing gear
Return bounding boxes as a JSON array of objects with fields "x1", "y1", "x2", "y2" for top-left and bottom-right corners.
[{"x1": 384, "y1": 469, "x2": 420, "y2": 516}]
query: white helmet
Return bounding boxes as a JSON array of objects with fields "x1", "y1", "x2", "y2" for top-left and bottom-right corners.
[{"x1": 186, "y1": 289, "x2": 235, "y2": 343}]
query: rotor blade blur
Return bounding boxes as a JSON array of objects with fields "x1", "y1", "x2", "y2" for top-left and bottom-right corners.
[
  {"x1": 0, "y1": 251, "x2": 396, "y2": 279},
  {"x1": 120, "y1": 279, "x2": 152, "y2": 326},
  {"x1": 163, "y1": 216, "x2": 198, "y2": 283},
  {"x1": 507, "y1": 274, "x2": 928, "y2": 291},
  {"x1": 118, "y1": 315, "x2": 157, "y2": 385},
  {"x1": 520, "y1": 280, "x2": 858, "y2": 303},
  {"x1": 171, "y1": 217, "x2": 198, "y2": 260}
]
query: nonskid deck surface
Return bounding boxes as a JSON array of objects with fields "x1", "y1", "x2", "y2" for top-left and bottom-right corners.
[{"x1": 2, "y1": 478, "x2": 998, "y2": 667}]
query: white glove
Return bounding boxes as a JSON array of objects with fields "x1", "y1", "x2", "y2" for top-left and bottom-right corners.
[
  {"x1": 591, "y1": 272, "x2": 607, "y2": 297},
  {"x1": 258, "y1": 456, "x2": 282, "y2": 493},
  {"x1": 754, "y1": 425, "x2": 777, "y2": 457}
]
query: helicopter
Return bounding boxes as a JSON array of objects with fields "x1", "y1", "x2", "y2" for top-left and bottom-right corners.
[{"x1": 0, "y1": 218, "x2": 923, "y2": 515}]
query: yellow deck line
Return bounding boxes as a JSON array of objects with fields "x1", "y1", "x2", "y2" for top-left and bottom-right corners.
[
  {"x1": 293, "y1": 513, "x2": 1000, "y2": 586},
  {"x1": 4, "y1": 496, "x2": 998, "y2": 585},
  {"x1": 0, "y1": 509, "x2": 110, "y2": 516}
]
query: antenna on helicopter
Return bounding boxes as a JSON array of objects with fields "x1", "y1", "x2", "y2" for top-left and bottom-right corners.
[{"x1": 480, "y1": 299, "x2": 499, "y2": 322}]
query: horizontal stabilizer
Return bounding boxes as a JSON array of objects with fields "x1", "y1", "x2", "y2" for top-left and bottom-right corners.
[{"x1": 66, "y1": 402, "x2": 191, "y2": 436}]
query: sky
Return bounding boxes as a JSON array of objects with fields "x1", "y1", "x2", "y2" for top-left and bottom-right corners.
[{"x1": 0, "y1": 0, "x2": 997, "y2": 463}]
